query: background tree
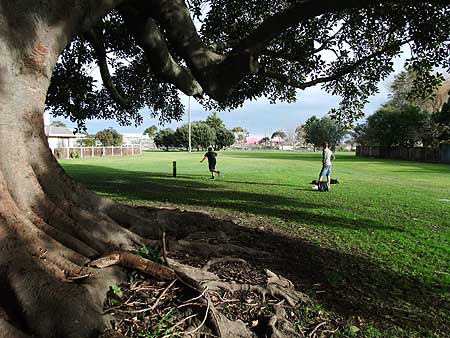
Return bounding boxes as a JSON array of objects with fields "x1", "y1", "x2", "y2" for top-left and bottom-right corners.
[
  {"x1": 303, "y1": 115, "x2": 320, "y2": 150},
  {"x1": 191, "y1": 121, "x2": 216, "y2": 151},
  {"x1": 205, "y1": 111, "x2": 225, "y2": 130},
  {"x1": 154, "y1": 128, "x2": 176, "y2": 151},
  {"x1": 354, "y1": 104, "x2": 430, "y2": 147},
  {"x1": 204, "y1": 112, "x2": 234, "y2": 149},
  {"x1": 284, "y1": 128, "x2": 298, "y2": 150},
  {"x1": 258, "y1": 136, "x2": 271, "y2": 147},
  {"x1": 295, "y1": 125, "x2": 307, "y2": 148},
  {"x1": 214, "y1": 126, "x2": 235, "y2": 150},
  {"x1": 232, "y1": 126, "x2": 249, "y2": 148},
  {"x1": 432, "y1": 101, "x2": 450, "y2": 143},
  {"x1": 174, "y1": 124, "x2": 190, "y2": 151},
  {"x1": 2, "y1": 1, "x2": 450, "y2": 337},
  {"x1": 82, "y1": 134, "x2": 96, "y2": 147},
  {"x1": 50, "y1": 120, "x2": 68, "y2": 128},
  {"x1": 95, "y1": 127, "x2": 123, "y2": 146},
  {"x1": 143, "y1": 125, "x2": 158, "y2": 139},
  {"x1": 308, "y1": 117, "x2": 347, "y2": 150},
  {"x1": 271, "y1": 130, "x2": 287, "y2": 149},
  {"x1": 388, "y1": 69, "x2": 450, "y2": 113}
]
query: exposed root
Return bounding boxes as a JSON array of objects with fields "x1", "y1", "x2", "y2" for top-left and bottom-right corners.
[
  {"x1": 89, "y1": 251, "x2": 176, "y2": 281},
  {"x1": 268, "y1": 306, "x2": 303, "y2": 338}
]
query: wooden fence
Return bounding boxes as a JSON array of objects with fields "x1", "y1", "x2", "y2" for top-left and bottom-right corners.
[
  {"x1": 356, "y1": 144, "x2": 450, "y2": 164},
  {"x1": 51, "y1": 145, "x2": 142, "y2": 159}
]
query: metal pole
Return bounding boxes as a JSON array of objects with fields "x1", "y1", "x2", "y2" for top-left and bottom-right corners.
[
  {"x1": 173, "y1": 161, "x2": 177, "y2": 177},
  {"x1": 188, "y1": 96, "x2": 192, "y2": 153}
]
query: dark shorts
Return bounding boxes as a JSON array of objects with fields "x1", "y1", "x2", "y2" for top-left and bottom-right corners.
[
  {"x1": 320, "y1": 165, "x2": 332, "y2": 177},
  {"x1": 208, "y1": 161, "x2": 216, "y2": 171}
]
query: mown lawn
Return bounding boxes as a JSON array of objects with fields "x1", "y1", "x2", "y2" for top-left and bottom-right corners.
[{"x1": 61, "y1": 150, "x2": 450, "y2": 337}]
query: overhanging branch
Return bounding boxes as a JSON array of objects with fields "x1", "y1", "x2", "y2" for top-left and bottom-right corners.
[
  {"x1": 262, "y1": 40, "x2": 406, "y2": 90},
  {"x1": 119, "y1": 5, "x2": 203, "y2": 97},
  {"x1": 84, "y1": 29, "x2": 130, "y2": 107}
]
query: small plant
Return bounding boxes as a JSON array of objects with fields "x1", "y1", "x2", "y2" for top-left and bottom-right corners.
[
  {"x1": 138, "y1": 308, "x2": 176, "y2": 338},
  {"x1": 107, "y1": 285, "x2": 124, "y2": 305},
  {"x1": 136, "y1": 245, "x2": 162, "y2": 264},
  {"x1": 69, "y1": 151, "x2": 80, "y2": 158},
  {"x1": 128, "y1": 269, "x2": 145, "y2": 284}
]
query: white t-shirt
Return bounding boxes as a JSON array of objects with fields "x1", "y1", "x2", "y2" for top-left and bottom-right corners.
[{"x1": 322, "y1": 148, "x2": 334, "y2": 166}]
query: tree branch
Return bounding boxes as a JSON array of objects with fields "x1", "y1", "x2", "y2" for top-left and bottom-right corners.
[
  {"x1": 262, "y1": 40, "x2": 405, "y2": 90},
  {"x1": 235, "y1": 0, "x2": 443, "y2": 55},
  {"x1": 84, "y1": 29, "x2": 130, "y2": 107},
  {"x1": 313, "y1": 26, "x2": 345, "y2": 54},
  {"x1": 119, "y1": 4, "x2": 203, "y2": 97}
]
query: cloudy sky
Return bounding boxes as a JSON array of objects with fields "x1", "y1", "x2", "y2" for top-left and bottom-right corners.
[{"x1": 49, "y1": 52, "x2": 408, "y2": 137}]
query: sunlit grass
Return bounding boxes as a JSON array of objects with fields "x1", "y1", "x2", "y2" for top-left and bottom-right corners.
[{"x1": 61, "y1": 150, "x2": 450, "y2": 319}]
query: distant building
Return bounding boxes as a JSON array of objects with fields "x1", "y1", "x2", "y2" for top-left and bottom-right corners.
[
  {"x1": 45, "y1": 125, "x2": 84, "y2": 148},
  {"x1": 122, "y1": 133, "x2": 155, "y2": 150}
]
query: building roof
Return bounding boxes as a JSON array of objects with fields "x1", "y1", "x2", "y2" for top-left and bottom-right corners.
[{"x1": 45, "y1": 126, "x2": 77, "y2": 138}]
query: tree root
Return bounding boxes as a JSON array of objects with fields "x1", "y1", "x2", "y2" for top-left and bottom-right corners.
[
  {"x1": 89, "y1": 251, "x2": 176, "y2": 281},
  {"x1": 160, "y1": 253, "x2": 309, "y2": 338}
]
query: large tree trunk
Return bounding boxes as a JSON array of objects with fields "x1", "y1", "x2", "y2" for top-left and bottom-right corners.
[{"x1": 0, "y1": 3, "x2": 143, "y2": 337}]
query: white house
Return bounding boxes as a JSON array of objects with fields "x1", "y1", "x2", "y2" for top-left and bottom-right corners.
[{"x1": 45, "y1": 126, "x2": 79, "y2": 148}]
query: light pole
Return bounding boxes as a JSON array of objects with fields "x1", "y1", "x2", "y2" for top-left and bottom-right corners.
[{"x1": 188, "y1": 96, "x2": 191, "y2": 152}]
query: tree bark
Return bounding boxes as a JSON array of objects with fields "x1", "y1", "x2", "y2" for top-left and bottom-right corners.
[{"x1": 0, "y1": 3, "x2": 149, "y2": 337}]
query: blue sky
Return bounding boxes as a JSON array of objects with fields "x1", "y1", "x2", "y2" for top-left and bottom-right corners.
[{"x1": 49, "y1": 53, "x2": 407, "y2": 137}]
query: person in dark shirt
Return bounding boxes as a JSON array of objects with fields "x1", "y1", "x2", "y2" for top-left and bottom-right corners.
[{"x1": 200, "y1": 146, "x2": 221, "y2": 179}]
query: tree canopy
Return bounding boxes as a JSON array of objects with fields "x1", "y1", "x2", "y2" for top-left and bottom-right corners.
[
  {"x1": 307, "y1": 116, "x2": 347, "y2": 149},
  {"x1": 154, "y1": 128, "x2": 176, "y2": 151},
  {"x1": 95, "y1": 127, "x2": 123, "y2": 146},
  {"x1": 143, "y1": 125, "x2": 158, "y2": 138},
  {"x1": 44, "y1": 1, "x2": 450, "y2": 129}
]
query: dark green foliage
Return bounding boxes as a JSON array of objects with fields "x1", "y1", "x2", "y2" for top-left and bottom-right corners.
[
  {"x1": 271, "y1": 130, "x2": 287, "y2": 140},
  {"x1": 214, "y1": 126, "x2": 235, "y2": 149},
  {"x1": 205, "y1": 111, "x2": 225, "y2": 130},
  {"x1": 303, "y1": 115, "x2": 320, "y2": 145},
  {"x1": 307, "y1": 116, "x2": 346, "y2": 149},
  {"x1": 355, "y1": 104, "x2": 430, "y2": 147},
  {"x1": 136, "y1": 245, "x2": 162, "y2": 264},
  {"x1": 204, "y1": 112, "x2": 235, "y2": 149},
  {"x1": 95, "y1": 127, "x2": 123, "y2": 146},
  {"x1": 44, "y1": 2, "x2": 450, "y2": 127},
  {"x1": 174, "y1": 124, "x2": 190, "y2": 150},
  {"x1": 154, "y1": 128, "x2": 176, "y2": 151},
  {"x1": 431, "y1": 101, "x2": 450, "y2": 143},
  {"x1": 201, "y1": 1, "x2": 450, "y2": 121},
  {"x1": 143, "y1": 125, "x2": 158, "y2": 138},
  {"x1": 191, "y1": 121, "x2": 216, "y2": 150},
  {"x1": 258, "y1": 136, "x2": 270, "y2": 146},
  {"x1": 46, "y1": 34, "x2": 184, "y2": 131}
]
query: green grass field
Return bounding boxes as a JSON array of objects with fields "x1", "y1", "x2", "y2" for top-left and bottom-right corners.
[{"x1": 61, "y1": 151, "x2": 450, "y2": 336}]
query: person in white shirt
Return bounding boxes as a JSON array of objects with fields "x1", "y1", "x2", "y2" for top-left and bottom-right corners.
[{"x1": 318, "y1": 142, "x2": 335, "y2": 190}]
